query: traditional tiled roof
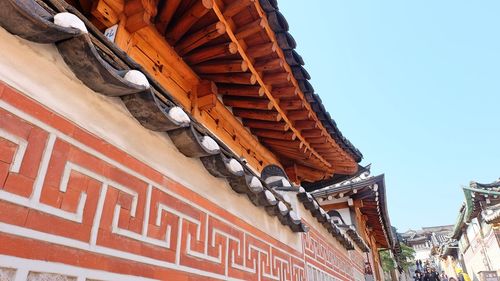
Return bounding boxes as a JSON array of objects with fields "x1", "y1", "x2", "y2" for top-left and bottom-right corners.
[
  {"x1": 311, "y1": 174, "x2": 394, "y2": 249},
  {"x1": 483, "y1": 203, "x2": 500, "y2": 224},
  {"x1": 0, "y1": 0, "x2": 310, "y2": 233},
  {"x1": 451, "y1": 179, "x2": 500, "y2": 239},
  {"x1": 391, "y1": 229, "x2": 404, "y2": 273},
  {"x1": 121, "y1": 0, "x2": 363, "y2": 181},
  {"x1": 405, "y1": 236, "x2": 428, "y2": 244},
  {"x1": 463, "y1": 179, "x2": 500, "y2": 222},
  {"x1": 340, "y1": 224, "x2": 371, "y2": 252},
  {"x1": 439, "y1": 240, "x2": 458, "y2": 258},
  {"x1": 451, "y1": 203, "x2": 466, "y2": 240},
  {"x1": 402, "y1": 225, "x2": 452, "y2": 246}
]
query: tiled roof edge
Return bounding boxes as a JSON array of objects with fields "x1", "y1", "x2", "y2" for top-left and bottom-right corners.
[
  {"x1": 0, "y1": 0, "x2": 310, "y2": 233},
  {"x1": 259, "y1": 0, "x2": 363, "y2": 162}
]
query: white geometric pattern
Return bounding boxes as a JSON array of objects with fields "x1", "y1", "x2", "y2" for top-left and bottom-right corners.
[{"x1": 0, "y1": 100, "x2": 310, "y2": 281}]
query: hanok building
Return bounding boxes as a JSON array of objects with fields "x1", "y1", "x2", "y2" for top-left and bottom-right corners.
[
  {"x1": 0, "y1": 0, "x2": 399, "y2": 280},
  {"x1": 401, "y1": 225, "x2": 454, "y2": 263},
  {"x1": 306, "y1": 168, "x2": 398, "y2": 281},
  {"x1": 441, "y1": 180, "x2": 500, "y2": 280}
]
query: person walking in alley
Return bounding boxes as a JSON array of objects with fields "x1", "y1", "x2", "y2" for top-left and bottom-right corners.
[
  {"x1": 417, "y1": 260, "x2": 423, "y2": 272},
  {"x1": 414, "y1": 270, "x2": 423, "y2": 281},
  {"x1": 424, "y1": 267, "x2": 440, "y2": 281}
]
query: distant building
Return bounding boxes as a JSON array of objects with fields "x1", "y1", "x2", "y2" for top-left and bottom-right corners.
[
  {"x1": 310, "y1": 168, "x2": 401, "y2": 281},
  {"x1": 440, "y1": 180, "x2": 500, "y2": 281},
  {"x1": 401, "y1": 225, "x2": 454, "y2": 263}
]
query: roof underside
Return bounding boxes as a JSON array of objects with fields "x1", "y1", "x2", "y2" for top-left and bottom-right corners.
[
  {"x1": 312, "y1": 174, "x2": 393, "y2": 248},
  {"x1": 452, "y1": 180, "x2": 499, "y2": 238},
  {"x1": 464, "y1": 180, "x2": 500, "y2": 222},
  {"x1": 171, "y1": 0, "x2": 360, "y2": 180},
  {"x1": 102, "y1": 0, "x2": 363, "y2": 183},
  {"x1": 302, "y1": 164, "x2": 371, "y2": 192},
  {"x1": 0, "y1": 0, "x2": 318, "y2": 233},
  {"x1": 451, "y1": 204, "x2": 466, "y2": 239}
]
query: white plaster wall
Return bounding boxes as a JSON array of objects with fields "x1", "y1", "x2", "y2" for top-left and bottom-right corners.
[
  {"x1": 485, "y1": 241, "x2": 500, "y2": 271},
  {"x1": 463, "y1": 227, "x2": 500, "y2": 276},
  {"x1": 0, "y1": 28, "x2": 302, "y2": 251},
  {"x1": 463, "y1": 246, "x2": 486, "y2": 278},
  {"x1": 483, "y1": 227, "x2": 500, "y2": 271},
  {"x1": 338, "y1": 208, "x2": 353, "y2": 226},
  {"x1": 461, "y1": 225, "x2": 491, "y2": 277}
]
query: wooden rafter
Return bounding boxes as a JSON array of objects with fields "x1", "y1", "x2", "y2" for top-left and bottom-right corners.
[
  {"x1": 210, "y1": 1, "x2": 334, "y2": 173},
  {"x1": 251, "y1": 0, "x2": 357, "y2": 168},
  {"x1": 95, "y1": 0, "x2": 359, "y2": 181}
]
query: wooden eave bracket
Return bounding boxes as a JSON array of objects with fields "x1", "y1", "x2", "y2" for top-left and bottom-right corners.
[
  {"x1": 197, "y1": 80, "x2": 218, "y2": 111},
  {"x1": 91, "y1": 0, "x2": 121, "y2": 28}
]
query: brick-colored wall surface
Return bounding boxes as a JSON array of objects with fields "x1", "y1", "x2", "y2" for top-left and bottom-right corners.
[{"x1": 0, "y1": 82, "x2": 364, "y2": 280}]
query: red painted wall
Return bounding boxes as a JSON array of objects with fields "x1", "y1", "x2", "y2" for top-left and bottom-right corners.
[{"x1": 0, "y1": 82, "x2": 365, "y2": 280}]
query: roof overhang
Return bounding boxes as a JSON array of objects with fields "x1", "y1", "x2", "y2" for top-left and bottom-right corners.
[
  {"x1": 312, "y1": 174, "x2": 394, "y2": 249},
  {"x1": 62, "y1": 0, "x2": 363, "y2": 183},
  {"x1": 463, "y1": 180, "x2": 500, "y2": 222}
]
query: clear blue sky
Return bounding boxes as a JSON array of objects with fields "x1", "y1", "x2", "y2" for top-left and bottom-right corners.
[{"x1": 279, "y1": 1, "x2": 500, "y2": 231}]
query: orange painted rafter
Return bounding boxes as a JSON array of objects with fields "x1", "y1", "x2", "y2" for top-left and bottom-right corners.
[
  {"x1": 93, "y1": 0, "x2": 357, "y2": 178},
  {"x1": 211, "y1": 1, "x2": 333, "y2": 172},
  {"x1": 104, "y1": 11, "x2": 282, "y2": 172},
  {"x1": 251, "y1": 0, "x2": 357, "y2": 170}
]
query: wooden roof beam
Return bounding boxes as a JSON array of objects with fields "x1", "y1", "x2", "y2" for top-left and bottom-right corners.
[
  {"x1": 155, "y1": 0, "x2": 181, "y2": 34},
  {"x1": 264, "y1": 72, "x2": 291, "y2": 85},
  {"x1": 288, "y1": 110, "x2": 312, "y2": 121},
  {"x1": 294, "y1": 120, "x2": 318, "y2": 130},
  {"x1": 252, "y1": 129, "x2": 296, "y2": 141},
  {"x1": 301, "y1": 129, "x2": 325, "y2": 138},
  {"x1": 218, "y1": 84, "x2": 264, "y2": 97},
  {"x1": 233, "y1": 109, "x2": 281, "y2": 121},
  {"x1": 247, "y1": 42, "x2": 276, "y2": 58},
  {"x1": 183, "y1": 42, "x2": 238, "y2": 64},
  {"x1": 280, "y1": 99, "x2": 304, "y2": 110},
  {"x1": 261, "y1": 138, "x2": 302, "y2": 149},
  {"x1": 166, "y1": 0, "x2": 213, "y2": 44},
  {"x1": 223, "y1": 96, "x2": 273, "y2": 110},
  {"x1": 210, "y1": 1, "x2": 336, "y2": 173},
  {"x1": 200, "y1": 73, "x2": 257, "y2": 85},
  {"x1": 175, "y1": 21, "x2": 226, "y2": 56},
  {"x1": 235, "y1": 19, "x2": 265, "y2": 40},
  {"x1": 109, "y1": 9, "x2": 284, "y2": 173},
  {"x1": 243, "y1": 119, "x2": 289, "y2": 131},
  {"x1": 206, "y1": 100, "x2": 279, "y2": 167},
  {"x1": 254, "y1": 57, "x2": 283, "y2": 72},
  {"x1": 307, "y1": 137, "x2": 329, "y2": 144},
  {"x1": 272, "y1": 86, "x2": 297, "y2": 98},
  {"x1": 223, "y1": 0, "x2": 255, "y2": 18},
  {"x1": 291, "y1": 164, "x2": 328, "y2": 181},
  {"x1": 251, "y1": 0, "x2": 358, "y2": 168},
  {"x1": 193, "y1": 60, "x2": 248, "y2": 74}
]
